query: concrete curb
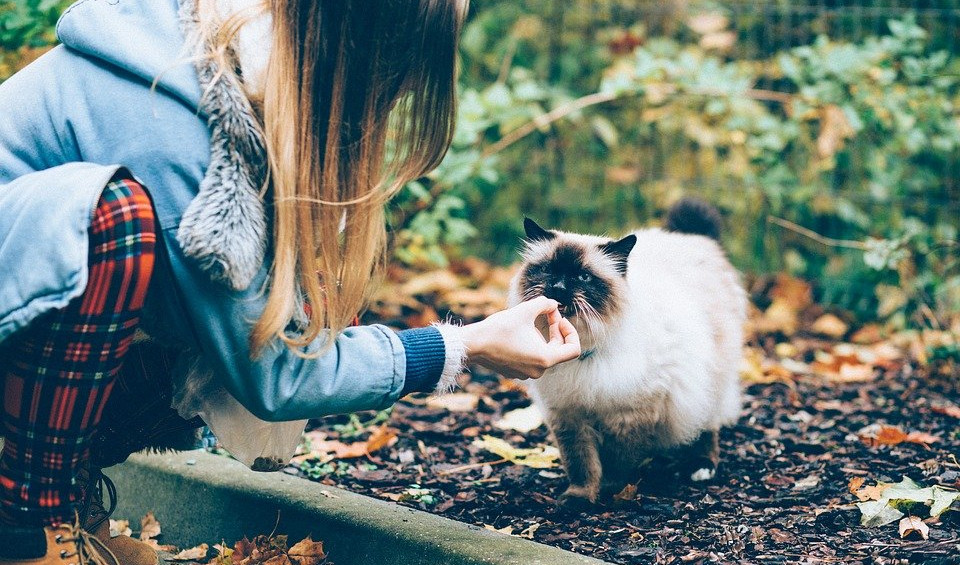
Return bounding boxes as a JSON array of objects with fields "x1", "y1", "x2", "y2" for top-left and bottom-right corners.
[{"x1": 109, "y1": 451, "x2": 610, "y2": 564}]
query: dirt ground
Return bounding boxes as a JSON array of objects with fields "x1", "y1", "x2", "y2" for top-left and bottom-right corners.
[{"x1": 292, "y1": 359, "x2": 960, "y2": 565}]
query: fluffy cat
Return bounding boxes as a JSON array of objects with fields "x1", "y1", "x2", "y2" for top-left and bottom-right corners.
[{"x1": 507, "y1": 199, "x2": 746, "y2": 508}]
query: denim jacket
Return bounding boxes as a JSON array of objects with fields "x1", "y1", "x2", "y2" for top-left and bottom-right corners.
[{"x1": 0, "y1": 0, "x2": 462, "y2": 428}]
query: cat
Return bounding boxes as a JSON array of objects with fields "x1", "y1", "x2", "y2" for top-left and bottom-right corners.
[{"x1": 507, "y1": 199, "x2": 746, "y2": 508}]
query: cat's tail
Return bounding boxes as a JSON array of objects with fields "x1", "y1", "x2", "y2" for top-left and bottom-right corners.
[{"x1": 666, "y1": 198, "x2": 722, "y2": 240}]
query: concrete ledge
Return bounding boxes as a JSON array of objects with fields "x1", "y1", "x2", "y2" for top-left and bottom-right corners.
[{"x1": 109, "y1": 451, "x2": 608, "y2": 565}]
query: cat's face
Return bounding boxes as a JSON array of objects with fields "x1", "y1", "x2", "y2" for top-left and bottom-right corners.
[{"x1": 513, "y1": 218, "x2": 637, "y2": 344}]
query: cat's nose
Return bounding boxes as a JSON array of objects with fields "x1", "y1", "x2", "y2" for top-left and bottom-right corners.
[{"x1": 545, "y1": 282, "x2": 572, "y2": 305}]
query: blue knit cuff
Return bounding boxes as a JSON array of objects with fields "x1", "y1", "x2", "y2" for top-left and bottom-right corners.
[{"x1": 397, "y1": 326, "x2": 446, "y2": 395}]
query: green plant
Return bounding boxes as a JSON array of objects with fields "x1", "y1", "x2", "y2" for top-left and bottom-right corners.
[
  {"x1": 392, "y1": 7, "x2": 960, "y2": 325},
  {"x1": 0, "y1": 0, "x2": 69, "y2": 80}
]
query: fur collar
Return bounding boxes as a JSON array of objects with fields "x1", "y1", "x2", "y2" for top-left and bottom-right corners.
[{"x1": 176, "y1": 0, "x2": 268, "y2": 291}]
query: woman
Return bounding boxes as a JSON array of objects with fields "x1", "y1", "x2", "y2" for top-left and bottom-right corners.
[{"x1": 0, "y1": 0, "x2": 580, "y2": 563}]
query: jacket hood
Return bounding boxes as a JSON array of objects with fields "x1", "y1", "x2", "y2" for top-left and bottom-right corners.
[{"x1": 57, "y1": 0, "x2": 201, "y2": 110}]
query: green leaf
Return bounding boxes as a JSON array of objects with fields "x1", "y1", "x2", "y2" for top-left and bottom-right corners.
[{"x1": 857, "y1": 500, "x2": 904, "y2": 527}]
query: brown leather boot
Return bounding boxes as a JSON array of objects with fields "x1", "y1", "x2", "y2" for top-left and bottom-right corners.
[
  {"x1": 78, "y1": 469, "x2": 162, "y2": 565},
  {"x1": 0, "y1": 521, "x2": 118, "y2": 565}
]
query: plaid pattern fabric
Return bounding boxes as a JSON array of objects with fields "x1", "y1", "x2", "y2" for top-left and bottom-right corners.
[{"x1": 0, "y1": 177, "x2": 155, "y2": 526}]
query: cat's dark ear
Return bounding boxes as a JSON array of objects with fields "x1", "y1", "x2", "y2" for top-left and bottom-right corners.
[
  {"x1": 523, "y1": 217, "x2": 555, "y2": 242},
  {"x1": 599, "y1": 234, "x2": 637, "y2": 275}
]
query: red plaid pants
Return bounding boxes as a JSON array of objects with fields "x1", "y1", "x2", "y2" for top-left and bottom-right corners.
[{"x1": 0, "y1": 176, "x2": 155, "y2": 526}]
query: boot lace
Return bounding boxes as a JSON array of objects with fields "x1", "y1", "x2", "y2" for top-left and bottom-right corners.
[
  {"x1": 77, "y1": 467, "x2": 118, "y2": 534},
  {"x1": 54, "y1": 519, "x2": 118, "y2": 565}
]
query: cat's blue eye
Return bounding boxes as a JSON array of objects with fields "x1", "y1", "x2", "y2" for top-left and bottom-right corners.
[{"x1": 578, "y1": 273, "x2": 592, "y2": 282}]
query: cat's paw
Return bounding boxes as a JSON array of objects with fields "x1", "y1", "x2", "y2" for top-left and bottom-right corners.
[
  {"x1": 689, "y1": 466, "x2": 716, "y2": 482},
  {"x1": 558, "y1": 486, "x2": 598, "y2": 510}
]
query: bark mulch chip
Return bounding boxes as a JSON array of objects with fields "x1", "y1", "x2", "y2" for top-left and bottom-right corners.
[{"x1": 289, "y1": 364, "x2": 960, "y2": 565}]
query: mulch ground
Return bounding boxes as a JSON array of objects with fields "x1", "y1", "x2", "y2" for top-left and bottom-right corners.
[{"x1": 289, "y1": 359, "x2": 960, "y2": 565}]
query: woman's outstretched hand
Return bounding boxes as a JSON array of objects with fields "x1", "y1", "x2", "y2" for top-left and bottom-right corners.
[{"x1": 458, "y1": 296, "x2": 581, "y2": 380}]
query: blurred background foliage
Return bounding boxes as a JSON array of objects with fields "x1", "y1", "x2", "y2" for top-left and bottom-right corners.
[{"x1": 3, "y1": 0, "x2": 959, "y2": 328}]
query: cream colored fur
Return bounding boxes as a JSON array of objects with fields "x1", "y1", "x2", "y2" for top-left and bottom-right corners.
[{"x1": 508, "y1": 227, "x2": 746, "y2": 503}]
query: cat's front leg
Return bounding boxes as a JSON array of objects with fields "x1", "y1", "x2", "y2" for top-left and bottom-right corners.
[
  {"x1": 550, "y1": 416, "x2": 602, "y2": 508},
  {"x1": 680, "y1": 429, "x2": 720, "y2": 482}
]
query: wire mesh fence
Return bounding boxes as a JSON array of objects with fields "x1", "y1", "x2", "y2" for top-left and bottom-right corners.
[{"x1": 465, "y1": 0, "x2": 960, "y2": 318}]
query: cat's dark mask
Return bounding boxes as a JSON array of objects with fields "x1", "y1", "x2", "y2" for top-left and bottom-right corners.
[{"x1": 521, "y1": 218, "x2": 637, "y2": 317}]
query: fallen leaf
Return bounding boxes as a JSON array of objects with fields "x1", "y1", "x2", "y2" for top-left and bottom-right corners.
[
  {"x1": 519, "y1": 523, "x2": 541, "y2": 539},
  {"x1": 494, "y1": 405, "x2": 544, "y2": 433},
  {"x1": 898, "y1": 516, "x2": 929, "y2": 540},
  {"x1": 401, "y1": 270, "x2": 461, "y2": 296},
  {"x1": 859, "y1": 424, "x2": 939, "y2": 448},
  {"x1": 830, "y1": 363, "x2": 875, "y2": 383},
  {"x1": 793, "y1": 474, "x2": 820, "y2": 491},
  {"x1": 769, "y1": 274, "x2": 813, "y2": 311},
  {"x1": 289, "y1": 537, "x2": 327, "y2": 565},
  {"x1": 473, "y1": 435, "x2": 560, "y2": 469},
  {"x1": 855, "y1": 483, "x2": 890, "y2": 502},
  {"x1": 311, "y1": 439, "x2": 369, "y2": 459},
  {"x1": 759, "y1": 299, "x2": 799, "y2": 336},
  {"x1": 933, "y1": 405, "x2": 960, "y2": 419},
  {"x1": 139, "y1": 512, "x2": 161, "y2": 542},
  {"x1": 904, "y1": 431, "x2": 939, "y2": 448},
  {"x1": 109, "y1": 519, "x2": 132, "y2": 538},
  {"x1": 365, "y1": 425, "x2": 399, "y2": 454},
  {"x1": 854, "y1": 477, "x2": 960, "y2": 526},
  {"x1": 427, "y1": 392, "x2": 480, "y2": 413},
  {"x1": 857, "y1": 499, "x2": 905, "y2": 527},
  {"x1": 848, "y1": 477, "x2": 865, "y2": 494},
  {"x1": 484, "y1": 524, "x2": 515, "y2": 535},
  {"x1": 169, "y1": 544, "x2": 209, "y2": 561},
  {"x1": 811, "y1": 314, "x2": 848, "y2": 338},
  {"x1": 613, "y1": 483, "x2": 638, "y2": 502}
]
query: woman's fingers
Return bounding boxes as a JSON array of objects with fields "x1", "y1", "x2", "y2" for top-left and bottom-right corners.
[
  {"x1": 554, "y1": 317, "x2": 581, "y2": 361},
  {"x1": 547, "y1": 318, "x2": 562, "y2": 345}
]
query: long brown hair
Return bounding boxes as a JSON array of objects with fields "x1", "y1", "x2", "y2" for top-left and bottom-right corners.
[{"x1": 201, "y1": 0, "x2": 467, "y2": 356}]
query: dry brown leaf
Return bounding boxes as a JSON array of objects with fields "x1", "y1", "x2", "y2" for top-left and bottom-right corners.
[
  {"x1": 483, "y1": 524, "x2": 515, "y2": 535},
  {"x1": 311, "y1": 439, "x2": 370, "y2": 459},
  {"x1": 811, "y1": 314, "x2": 849, "y2": 339},
  {"x1": 759, "y1": 299, "x2": 799, "y2": 336},
  {"x1": 855, "y1": 483, "x2": 890, "y2": 502},
  {"x1": 859, "y1": 425, "x2": 939, "y2": 448},
  {"x1": 873, "y1": 425, "x2": 908, "y2": 446},
  {"x1": 850, "y1": 324, "x2": 884, "y2": 344},
  {"x1": 831, "y1": 363, "x2": 876, "y2": 383},
  {"x1": 518, "y1": 523, "x2": 541, "y2": 539},
  {"x1": 769, "y1": 274, "x2": 813, "y2": 311},
  {"x1": 169, "y1": 544, "x2": 209, "y2": 561},
  {"x1": 109, "y1": 519, "x2": 132, "y2": 538},
  {"x1": 289, "y1": 537, "x2": 327, "y2": 564},
  {"x1": 848, "y1": 476, "x2": 866, "y2": 494},
  {"x1": 401, "y1": 270, "x2": 461, "y2": 296},
  {"x1": 933, "y1": 405, "x2": 960, "y2": 419},
  {"x1": 365, "y1": 425, "x2": 399, "y2": 454},
  {"x1": 904, "y1": 431, "x2": 939, "y2": 447},
  {"x1": 898, "y1": 516, "x2": 930, "y2": 540},
  {"x1": 426, "y1": 392, "x2": 479, "y2": 413},
  {"x1": 139, "y1": 512, "x2": 161, "y2": 542},
  {"x1": 613, "y1": 483, "x2": 638, "y2": 502}
]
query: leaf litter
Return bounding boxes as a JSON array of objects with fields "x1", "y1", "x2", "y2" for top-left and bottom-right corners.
[{"x1": 187, "y1": 268, "x2": 960, "y2": 564}]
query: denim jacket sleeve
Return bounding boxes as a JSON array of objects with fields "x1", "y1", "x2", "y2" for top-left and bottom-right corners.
[{"x1": 156, "y1": 227, "x2": 452, "y2": 423}]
